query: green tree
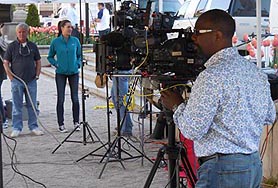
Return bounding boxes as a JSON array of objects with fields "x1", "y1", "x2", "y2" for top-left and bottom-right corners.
[{"x1": 25, "y1": 4, "x2": 40, "y2": 27}]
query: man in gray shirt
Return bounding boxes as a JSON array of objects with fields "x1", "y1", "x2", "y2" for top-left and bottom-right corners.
[{"x1": 3, "y1": 23, "x2": 43, "y2": 138}]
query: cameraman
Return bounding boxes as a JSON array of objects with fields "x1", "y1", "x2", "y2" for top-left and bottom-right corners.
[{"x1": 161, "y1": 9, "x2": 276, "y2": 188}]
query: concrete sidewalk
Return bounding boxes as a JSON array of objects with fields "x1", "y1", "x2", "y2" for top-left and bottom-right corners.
[{"x1": 1, "y1": 73, "x2": 168, "y2": 188}]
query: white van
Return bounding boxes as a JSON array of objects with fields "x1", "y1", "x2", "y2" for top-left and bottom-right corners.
[{"x1": 169, "y1": 0, "x2": 271, "y2": 42}]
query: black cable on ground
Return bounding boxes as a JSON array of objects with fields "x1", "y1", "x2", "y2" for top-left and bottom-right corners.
[{"x1": 2, "y1": 132, "x2": 47, "y2": 187}]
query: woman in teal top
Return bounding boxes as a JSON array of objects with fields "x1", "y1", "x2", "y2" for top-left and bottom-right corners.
[{"x1": 47, "y1": 19, "x2": 81, "y2": 133}]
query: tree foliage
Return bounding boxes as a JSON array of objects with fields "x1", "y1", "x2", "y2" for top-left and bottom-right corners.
[{"x1": 25, "y1": 4, "x2": 40, "y2": 27}]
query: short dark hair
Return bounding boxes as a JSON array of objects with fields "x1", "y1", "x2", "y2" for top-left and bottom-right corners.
[
  {"x1": 198, "y1": 9, "x2": 235, "y2": 38},
  {"x1": 98, "y1": 3, "x2": 104, "y2": 7}
]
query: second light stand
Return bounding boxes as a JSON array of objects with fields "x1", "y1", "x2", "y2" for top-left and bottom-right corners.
[
  {"x1": 52, "y1": 59, "x2": 103, "y2": 154},
  {"x1": 76, "y1": 74, "x2": 116, "y2": 161},
  {"x1": 98, "y1": 74, "x2": 153, "y2": 179}
]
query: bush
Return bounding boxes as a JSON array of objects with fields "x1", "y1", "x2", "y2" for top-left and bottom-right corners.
[{"x1": 26, "y1": 4, "x2": 40, "y2": 27}]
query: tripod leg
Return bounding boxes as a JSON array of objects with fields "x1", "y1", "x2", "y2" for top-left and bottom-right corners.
[
  {"x1": 52, "y1": 126, "x2": 79, "y2": 154},
  {"x1": 83, "y1": 121, "x2": 94, "y2": 144},
  {"x1": 121, "y1": 137, "x2": 153, "y2": 164},
  {"x1": 76, "y1": 143, "x2": 108, "y2": 162},
  {"x1": 98, "y1": 137, "x2": 125, "y2": 179},
  {"x1": 180, "y1": 148, "x2": 197, "y2": 187},
  {"x1": 99, "y1": 137, "x2": 118, "y2": 163},
  {"x1": 144, "y1": 146, "x2": 166, "y2": 188},
  {"x1": 164, "y1": 107, "x2": 180, "y2": 188},
  {"x1": 85, "y1": 122, "x2": 104, "y2": 145}
]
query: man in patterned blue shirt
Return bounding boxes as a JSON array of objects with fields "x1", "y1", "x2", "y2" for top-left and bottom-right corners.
[{"x1": 161, "y1": 9, "x2": 276, "y2": 188}]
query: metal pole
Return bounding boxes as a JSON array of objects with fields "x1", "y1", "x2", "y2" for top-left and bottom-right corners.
[
  {"x1": 256, "y1": 0, "x2": 262, "y2": 68},
  {"x1": 85, "y1": 3, "x2": 89, "y2": 43},
  {"x1": 0, "y1": 115, "x2": 3, "y2": 188},
  {"x1": 165, "y1": 109, "x2": 178, "y2": 188},
  {"x1": 106, "y1": 76, "x2": 111, "y2": 144},
  {"x1": 79, "y1": 0, "x2": 87, "y2": 144},
  {"x1": 116, "y1": 76, "x2": 121, "y2": 159},
  {"x1": 113, "y1": 0, "x2": 117, "y2": 29}
]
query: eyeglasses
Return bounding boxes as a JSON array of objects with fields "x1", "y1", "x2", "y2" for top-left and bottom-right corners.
[
  {"x1": 19, "y1": 44, "x2": 30, "y2": 56},
  {"x1": 193, "y1": 29, "x2": 217, "y2": 35}
]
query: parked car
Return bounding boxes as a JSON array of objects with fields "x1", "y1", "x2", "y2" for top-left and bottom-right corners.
[{"x1": 168, "y1": 0, "x2": 271, "y2": 43}]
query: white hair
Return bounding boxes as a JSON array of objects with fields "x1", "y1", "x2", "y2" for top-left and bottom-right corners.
[{"x1": 16, "y1": 23, "x2": 29, "y2": 32}]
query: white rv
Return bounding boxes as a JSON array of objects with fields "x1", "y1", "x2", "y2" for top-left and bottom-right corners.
[{"x1": 169, "y1": 0, "x2": 271, "y2": 42}]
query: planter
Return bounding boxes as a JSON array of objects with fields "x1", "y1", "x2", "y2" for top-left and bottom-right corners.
[{"x1": 38, "y1": 45, "x2": 51, "y2": 67}]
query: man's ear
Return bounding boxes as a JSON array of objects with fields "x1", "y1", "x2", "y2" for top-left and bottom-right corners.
[{"x1": 215, "y1": 30, "x2": 223, "y2": 41}]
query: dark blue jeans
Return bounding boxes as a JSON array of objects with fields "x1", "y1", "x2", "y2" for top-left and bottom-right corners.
[
  {"x1": 55, "y1": 73, "x2": 79, "y2": 127},
  {"x1": 111, "y1": 71, "x2": 133, "y2": 134},
  {"x1": 99, "y1": 28, "x2": 110, "y2": 38},
  {"x1": 0, "y1": 80, "x2": 6, "y2": 124},
  {"x1": 196, "y1": 152, "x2": 262, "y2": 188},
  {"x1": 11, "y1": 79, "x2": 38, "y2": 131}
]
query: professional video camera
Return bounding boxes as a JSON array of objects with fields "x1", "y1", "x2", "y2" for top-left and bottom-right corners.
[{"x1": 95, "y1": 0, "x2": 205, "y2": 82}]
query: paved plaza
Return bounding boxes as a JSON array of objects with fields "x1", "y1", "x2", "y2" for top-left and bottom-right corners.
[{"x1": 2, "y1": 72, "x2": 168, "y2": 188}]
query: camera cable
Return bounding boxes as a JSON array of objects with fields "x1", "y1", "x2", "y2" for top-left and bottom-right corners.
[{"x1": 1, "y1": 66, "x2": 94, "y2": 187}]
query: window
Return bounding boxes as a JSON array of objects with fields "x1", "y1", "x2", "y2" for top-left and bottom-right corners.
[
  {"x1": 194, "y1": 0, "x2": 208, "y2": 17},
  {"x1": 176, "y1": 0, "x2": 191, "y2": 17},
  {"x1": 162, "y1": 0, "x2": 182, "y2": 13},
  {"x1": 209, "y1": 0, "x2": 231, "y2": 11},
  {"x1": 139, "y1": 0, "x2": 182, "y2": 13},
  {"x1": 231, "y1": 0, "x2": 270, "y2": 17}
]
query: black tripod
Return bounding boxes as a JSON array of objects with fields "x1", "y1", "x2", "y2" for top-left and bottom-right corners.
[
  {"x1": 144, "y1": 108, "x2": 197, "y2": 188},
  {"x1": 97, "y1": 74, "x2": 153, "y2": 179},
  {"x1": 52, "y1": 57, "x2": 103, "y2": 154},
  {"x1": 52, "y1": 1, "x2": 104, "y2": 153},
  {"x1": 76, "y1": 75, "x2": 114, "y2": 161},
  {"x1": 52, "y1": 58, "x2": 103, "y2": 153}
]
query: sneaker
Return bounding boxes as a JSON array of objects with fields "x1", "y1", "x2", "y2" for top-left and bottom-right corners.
[
  {"x1": 59, "y1": 125, "x2": 68, "y2": 133},
  {"x1": 10, "y1": 130, "x2": 21, "y2": 138},
  {"x1": 2, "y1": 120, "x2": 8, "y2": 129},
  {"x1": 31, "y1": 128, "x2": 44, "y2": 136},
  {"x1": 74, "y1": 122, "x2": 81, "y2": 131}
]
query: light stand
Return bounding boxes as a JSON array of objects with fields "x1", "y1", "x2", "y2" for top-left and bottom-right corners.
[
  {"x1": 52, "y1": 1, "x2": 103, "y2": 153},
  {"x1": 0, "y1": 115, "x2": 3, "y2": 188},
  {"x1": 52, "y1": 60, "x2": 103, "y2": 154},
  {"x1": 97, "y1": 74, "x2": 153, "y2": 179},
  {"x1": 76, "y1": 75, "x2": 115, "y2": 161}
]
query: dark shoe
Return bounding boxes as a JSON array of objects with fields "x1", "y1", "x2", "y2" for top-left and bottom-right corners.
[
  {"x1": 3, "y1": 120, "x2": 8, "y2": 129},
  {"x1": 59, "y1": 125, "x2": 68, "y2": 133}
]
